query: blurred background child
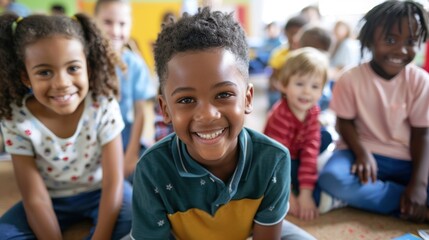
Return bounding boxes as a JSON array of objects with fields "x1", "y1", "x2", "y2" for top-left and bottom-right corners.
[
  {"x1": 94, "y1": 0, "x2": 156, "y2": 182},
  {"x1": 264, "y1": 47, "x2": 329, "y2": 221},
  {"x1": 267, "y1": 15, "x2": 309, "y2": 110},
  {"x1": 0, "y1": 0, "x2": 30, "y2": 17},
  {"x1": 249, "y1": 21, "x2": 282, "y2": 74},
  {"x1": 50, "y1": 3, "x2": 66, "y2": 16},
  {"x1": 329, "y1": 20, "x2": 361, "y2": 81}
]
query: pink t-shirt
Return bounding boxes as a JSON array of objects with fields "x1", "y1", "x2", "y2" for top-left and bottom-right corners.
[{"x1": 330, "y1": 62, "x2": 429, "y2": 160}]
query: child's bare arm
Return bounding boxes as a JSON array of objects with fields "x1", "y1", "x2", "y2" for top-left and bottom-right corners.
[
  {"x1": 297, "y1": 188, "x2": 318, "y2": 221},
  {"x1": 288, "y1": 192, "x2": 300, "y2": 217},
  {"x1": 124, "y1": 100, "x2": 146, "y2": 178},
  {"x1": 92, "y1": 136, "x2": 124, "y2": 240},
  {"x1": 252, "y1": 221, "x2": 283, "y2": 240},
  {"x1": 337, "y1": 117, "x2": 377, "y2": 183},
  {"x1": 12, "y1": 154, "x2": 62, "y2": 240},
  {"x1": 400, "y1": 127, "x2": 429, "y2": 222}
]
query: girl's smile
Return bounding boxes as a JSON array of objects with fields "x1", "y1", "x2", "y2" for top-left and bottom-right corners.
[
  {"x1": 23, "y1": 36, "x2": 89, "y2": 117},
  {"x1": 370, "y1": 17, "x2": 420, "y2": 79}
]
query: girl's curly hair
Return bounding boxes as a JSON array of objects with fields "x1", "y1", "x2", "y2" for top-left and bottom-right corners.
[
  {"x1": 154, "y1": 7, "x2": 249, "y2": 95},
  {"x1": 0, "y1": 13, "x2": 123, "y2": 119}
]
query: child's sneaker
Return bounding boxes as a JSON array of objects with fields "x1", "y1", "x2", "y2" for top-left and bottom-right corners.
[{"x1": 318, "y1": 191, "x2": 347, "y2": 214}]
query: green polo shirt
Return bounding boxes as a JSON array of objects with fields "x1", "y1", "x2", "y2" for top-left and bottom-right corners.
[{"x1": 131, "y1": 128, "x2": 290, "y2": 240}]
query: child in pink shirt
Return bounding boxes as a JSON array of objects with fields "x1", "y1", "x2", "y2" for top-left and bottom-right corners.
[{"x1": 319, "y1": 0, "x2": 429, "y2": 223}]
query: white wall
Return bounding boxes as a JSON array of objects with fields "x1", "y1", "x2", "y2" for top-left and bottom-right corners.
[{"x1": 247, "y1": 0, "x2": 429, "y2": 40}]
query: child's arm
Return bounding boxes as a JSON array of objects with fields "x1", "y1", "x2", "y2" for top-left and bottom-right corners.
[
  {"x1": 297, "y1": 188, "x2": 318, "y2": 221},
  {"x1": 124, "y1": 100, "x2": 145, "y2": 177},
  {"x1": 12, "y1": 154, "x2": 62, "y2": 240},
  {"x1": 288, "y1": 190, "x2": 300, "y2": 217},
  {"x1": 337, "y1": 117, "x2": 378, "y2": 183},
  {"x1": 92, "y1": 135, "x2": 124, "y2": 240},
  {"x1": 295, "y1": 111, "x2": 319, "y2": 220},
  {"x1": 400, "y1": 127, "x2": 429, "y2": 222},
  {"x1": 252, "y1": 222, "x2": 283, "y2": 240}
]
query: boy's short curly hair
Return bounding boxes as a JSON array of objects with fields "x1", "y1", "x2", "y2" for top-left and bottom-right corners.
[{"x1": 154, "y1": 7, "x2": 249, "y2": 95}]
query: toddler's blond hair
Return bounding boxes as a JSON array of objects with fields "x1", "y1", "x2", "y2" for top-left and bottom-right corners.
[{"x1": 279, "y1": 47, "x2": 329, "y2": 87}]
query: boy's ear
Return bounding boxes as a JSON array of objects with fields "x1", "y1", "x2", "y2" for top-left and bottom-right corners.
[
  {"x1": 244, "y1": 83, "x2": 254, "y2": 114},
  {"x1": 158, "y1": 95, "x2": 172, "y2": 124},
  {"x1": 20, "y1": 71, "x2": 31, "y2": 88}
]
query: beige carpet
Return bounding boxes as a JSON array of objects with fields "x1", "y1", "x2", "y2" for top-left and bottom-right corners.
[{"x1": 287, "y1": 208, "x2": 428, "y2": 239}]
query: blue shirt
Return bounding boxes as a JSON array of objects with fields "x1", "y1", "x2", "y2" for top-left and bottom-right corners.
[
  {"x1": 7, "y1": 2, "x2": 31, "y2": 17},
  {"x1": 131, "y1": 128, "x2": 290, "y2": 239},
  {"x1": 117, "y1": 49, "x2": 156, "y2": 148}
]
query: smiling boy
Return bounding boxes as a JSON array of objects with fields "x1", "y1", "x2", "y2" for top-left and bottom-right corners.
[{"x1": 131, "y1": 8, "x2": 315, "y2": 240}]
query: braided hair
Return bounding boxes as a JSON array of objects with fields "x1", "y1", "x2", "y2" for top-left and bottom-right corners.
[{"x1": 358, "y1": 0, "x2": 429, "y2": 57}]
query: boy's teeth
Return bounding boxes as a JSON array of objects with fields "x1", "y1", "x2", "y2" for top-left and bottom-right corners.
[{"x1": 196, "y1": 129, "x2": 224, "y2": 140}]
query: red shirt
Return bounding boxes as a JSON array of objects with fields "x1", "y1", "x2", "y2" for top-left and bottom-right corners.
[
  {"x1": 424, "y1": 43, "x2": 429, "y2": 72},
  {"x1": 263, "y1": 99, "x2": 320, "y2": 190}
]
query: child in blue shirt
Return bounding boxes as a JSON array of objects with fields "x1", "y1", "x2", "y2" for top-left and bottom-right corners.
[{"x1": 94, "y1": 0, "x2": 156, "y2": 181}]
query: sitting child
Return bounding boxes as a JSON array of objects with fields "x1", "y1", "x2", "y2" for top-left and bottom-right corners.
[
  {"x1": 319, "y1": 0, "x2": 429, "y2": 223},
  {"x1": 264, "y1": 47, "x2": 329, "y2": 221},
  {"x1": 130, "y1": 7, "x2": 316, "y2": 239}
]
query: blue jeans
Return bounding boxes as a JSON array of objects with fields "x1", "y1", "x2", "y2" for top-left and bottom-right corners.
[
  {"x1": 0, "y1": 182, "x2": 132, "y2": 240},
  {"x1": 319, "y1": 149, "x2": 429, "y2": 215},
  {"x1": 320, "y1": 127, "x2": 332, "y2": 154},
  {"x1": 291, "y1": 159, "x2": 321, "y2": 205}
]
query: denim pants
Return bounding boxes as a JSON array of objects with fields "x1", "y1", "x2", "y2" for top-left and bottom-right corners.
[
  {"x1": 319, "y1": 149, "x2": 429, "y2": 215},
  {"x1": 0, "y1": 181, "x2": 132, "y2": 240},
  {"x1": 290, "y1": 159, "x2": 321, "y2": 205}
]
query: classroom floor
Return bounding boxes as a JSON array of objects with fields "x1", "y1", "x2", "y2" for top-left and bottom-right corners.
[{"x1": 0, "y1": 73, "x2": 428, "y2": 239}]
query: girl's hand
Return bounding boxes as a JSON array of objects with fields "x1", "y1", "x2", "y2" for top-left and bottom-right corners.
[
  {"x1": 297, "y1": 189, "x2": 319, "y2": 221},
  {"x1": 336, "y1": 118, "x2": 377, "y2": 184},
  {"x1": 351, "y1": 151, "x2": 377, "y2": 184},
  {"x1": 400, "y1": 183, "x2": 427, "y2": 222}
]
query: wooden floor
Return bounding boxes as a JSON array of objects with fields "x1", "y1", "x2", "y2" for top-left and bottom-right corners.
[{"x1": 0, "y1": 160, "x2": 91, "y2": 239}]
